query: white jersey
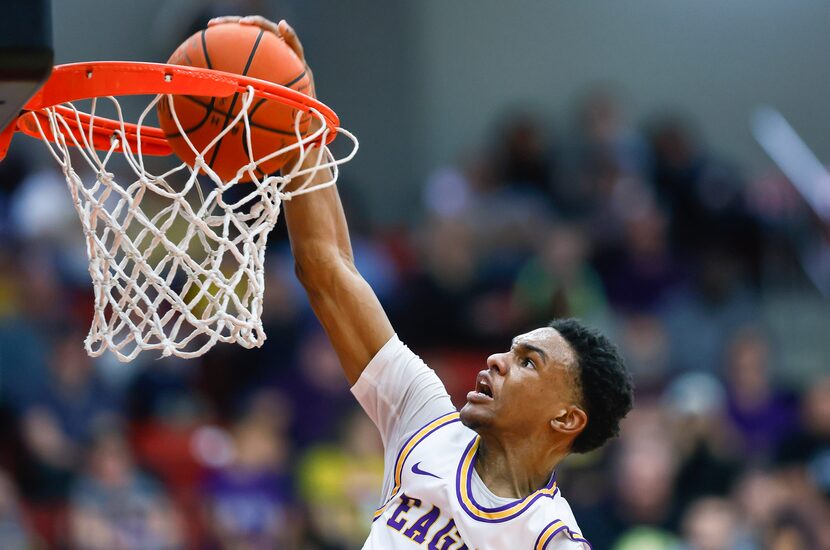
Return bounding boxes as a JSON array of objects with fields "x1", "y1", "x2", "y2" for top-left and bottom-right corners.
[{"x1": 352, "y1": 335, "x2": 592, "y2": 550}]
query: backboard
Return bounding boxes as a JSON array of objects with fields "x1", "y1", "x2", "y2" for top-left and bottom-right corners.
[{"x1": 0, "y1": 0, "x2": 53, "y2": 134}]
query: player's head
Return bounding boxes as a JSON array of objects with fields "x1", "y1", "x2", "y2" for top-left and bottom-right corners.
[
  {"x1": 549, "y1": 319, "x2": 633, "y2": 453},
  {"x1": 459, "y1": 318, "x2": 633, "y2": 455}
]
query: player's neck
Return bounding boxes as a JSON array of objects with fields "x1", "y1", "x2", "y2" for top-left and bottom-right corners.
[{"x1": 474, "y1": 434, "x2": 567, "y2": 500}]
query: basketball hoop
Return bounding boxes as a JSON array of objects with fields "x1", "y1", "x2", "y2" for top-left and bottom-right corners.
[{"x1": 0, "y1": 61, "x2": 358, "y2": 361}]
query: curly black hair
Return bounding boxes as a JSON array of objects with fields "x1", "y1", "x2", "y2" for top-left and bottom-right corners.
[{"x1": 548, "y1": 318, "x2": 633, "y2": 454}]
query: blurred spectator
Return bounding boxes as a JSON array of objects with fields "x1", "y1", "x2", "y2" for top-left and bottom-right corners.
[
  {"x1": 69, "y1": 429, "x2": 183, "y2": 550},
  {"x1": 733, "y1": 469, "x2": 790, "y2": 544},
  {"x1": 0, "y1": 149, "x2": 30, "y2": 236},
  {"x1": 648, "y1": 117, "x2": 761, "y2": 279},
  {"x1": 576, "y1": 88, "x2": 651, "y2": 178},
  {"x1": 19, "y1": 329, "x2": 118, "y2": 501},
  {"x1": 617, "y1": 313, "x2": 670, "y2": 392},
  {"x1": 126, "y1": 356, "x2": 211, "y2": 542},
  {"x1": 201, "y1": 390, "x2": 300, "y2": 549},
  {"x1": 663, "y1": 373, "x2": 742, "y2": 513},
  {"x1": 282, "y1": 330, "x2": 354, "y2": 449},
  {"x1": 127, "y1": 356, "x2": 204, "y2": 426},
  {"x1": 744, "y1": 170, "x2": 809, "y2": 231},
  {"x1": 679, "y1": 497, "x2": 750, "y2": 550},
  {"x1": 460, "y1": 115, "x2": 557, "y2": 281},
  {"x1": 723, "y1": 327, "x2": 798, "y2": 458},
  {"x1": 594, "y1": 197, "x2": 686, "y2": 313},
  {"x1": 0, "y1": 469, "x2": 36, "y2": 548},
  {"x1": 34, "y1": 329, "x2": 119, "y2": 444},
  {"x1": 512, "y1": 223, "x2": 610, "y2": 326},
  {"x1": 0, "y1": 250, "x2": 65, "y2": 414},
  {"x1": 765, "y1": 512, "x2": 820, "y2": 550},
  {"x1": 565, "y1": 87, "x2": 651, "y2": 218},
  {"x1": 585, "y1": 171, "x2": 655, "y2": 251},
  {"x1": 350, "y1": 236, "x2": 402, "y2": 308},
  {"x1": 491, "y1": 109, "x2": 556, "y2": 199},
  {"x1": 244, "y1": 251, "x2": 307, "y2": 375},
  {"x1": 467, "y1": 186, "x2": 552, "y2": 281},
  {"x1": 612, "y1": 527, "x2": 680, "y2": 550},
  {"x1": 777, "y1": 376, "x2": 830, "y2": 497},
  {"x1": 8, "y1": 167, "x2": 77, "y2": 243},
  {"x1": 395, "y1": 216, "x2": 482, "y2": 347},
  {"x1": 423, "y1": 151, "x2": 500, "y2": 223},
  {"x1": 557, "y1": 449, "x2": 619, "y2": 549},
  {"x1": 610, "y1": 406, "x2": 680, "y2": 537},
  {"x1": 298, "y1": 410, "x2": 383, "y2": 550},
  {"x1": 662, "y1": 249, "x2": 758, "y2": 374}
]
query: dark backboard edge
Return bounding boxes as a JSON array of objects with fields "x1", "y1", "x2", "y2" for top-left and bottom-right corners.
[{"x1": 0, "y1": 0, "x2": 53, "y2": 134}]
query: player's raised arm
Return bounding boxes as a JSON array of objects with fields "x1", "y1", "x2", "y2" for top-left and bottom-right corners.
[
  {"x1": 209, "y1": 17, "x2": 394, "y2": 384},
  {"x1": 283, "y1": 153, "x2": 395, "y2": 386}
]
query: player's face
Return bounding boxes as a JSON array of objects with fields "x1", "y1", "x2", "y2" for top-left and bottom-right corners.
[{"x1": 460, "y1": 327, "x2": 582, "y2": 439}]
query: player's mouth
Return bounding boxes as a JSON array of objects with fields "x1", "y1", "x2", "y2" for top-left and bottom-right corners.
[{"x1": 467, "y1": 371, "x2": 495, "y2": 404}]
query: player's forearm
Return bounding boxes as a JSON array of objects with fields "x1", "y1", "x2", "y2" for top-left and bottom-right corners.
[
  {"x1": 282, "y1": 149, "x2": 354, "y2": 272},
  {"x1": 281, "y1": 148, "x2": 394, "y2": 385}
]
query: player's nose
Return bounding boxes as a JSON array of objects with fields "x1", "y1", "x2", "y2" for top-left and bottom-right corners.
[{"x1": 486, "y1": 352, "x2": 508, "y2": 376}]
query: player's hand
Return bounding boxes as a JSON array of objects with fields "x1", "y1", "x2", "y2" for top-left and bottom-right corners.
[
  {"x1": 208, "y1": 16, "x2": 316, "y2": 98},
  {"x1": 210, "y1": 16, "x2": 321, "y2": 170}
]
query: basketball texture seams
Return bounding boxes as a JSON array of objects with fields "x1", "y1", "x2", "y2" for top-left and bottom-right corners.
[
  {"x1": 205, "y1": 28, "x2": 264, "y2": 170},
  {"x1": 157, "y1": 23, "x2": 312, "y2": 181}
]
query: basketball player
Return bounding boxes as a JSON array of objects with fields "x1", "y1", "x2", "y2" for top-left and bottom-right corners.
[{"x1": 211, "y1": 16, "x2": 634, "y2": 549}]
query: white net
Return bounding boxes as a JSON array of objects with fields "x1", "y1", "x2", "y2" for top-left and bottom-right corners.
[{"x1": 27, "y1": 86, "x2": 357, "y2": 361}]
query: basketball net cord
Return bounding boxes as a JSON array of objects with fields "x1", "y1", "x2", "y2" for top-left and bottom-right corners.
[{"x1": 28, "y1": 88, "x2": 358, "y2": 361}]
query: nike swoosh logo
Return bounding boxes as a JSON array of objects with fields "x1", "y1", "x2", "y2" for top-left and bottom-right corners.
[{"x1": 411, "y1": 462, "x2": 441, "y2": 479}]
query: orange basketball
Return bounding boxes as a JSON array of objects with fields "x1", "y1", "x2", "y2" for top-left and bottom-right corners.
[{"x1": 157, "y1": 22, "x2": 311, "y2": 182}]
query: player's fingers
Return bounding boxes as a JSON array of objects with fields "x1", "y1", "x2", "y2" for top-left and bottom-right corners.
[
  {"x1": 209, "y1": 15, "x2": 281, "y2": 36},
  {"x1": 277, "y1": 20, "x2": 305, "y2": 61},
  {"x1": 272, "y1": 20, "x2": 315, "y2": 97},
  {"x1": 207, "y1": 16, "x2": 241, "y2": 27},
  {"x1": 238, "y1": 15, "x2": 281, "y2": 35}
]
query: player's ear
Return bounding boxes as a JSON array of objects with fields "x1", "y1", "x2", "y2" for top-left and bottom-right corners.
[{"x1": 550, "y1": 406, "x2": 587, "y2": 438}]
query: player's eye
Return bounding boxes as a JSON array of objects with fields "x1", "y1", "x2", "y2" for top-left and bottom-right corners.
[{"x1": 521, "y1": 357, "x2": 535, "y2": 369}]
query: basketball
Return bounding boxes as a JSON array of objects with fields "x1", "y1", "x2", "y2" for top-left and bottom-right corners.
[{"x1": 157, "y1": 22, "x2": 312, "y2": 181}]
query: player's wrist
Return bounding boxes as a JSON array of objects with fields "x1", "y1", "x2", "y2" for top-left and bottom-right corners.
[{"x1": 281, "y1": 143, "x2": 327, "y2": 176}]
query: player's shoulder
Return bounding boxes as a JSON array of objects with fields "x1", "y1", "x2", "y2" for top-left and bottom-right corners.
[
  {"x1": 533, "y1": 518, "x2": 591, "y2": 549},
  {"x1": 361, "y1": 333, "x2": 446, "y2": 390},
  {"x1": 532, "y1": 490, "x2": 592, "y2": 549},
  {"x1": 396, "y1": 409, "x2": 472, "y2": 450}
]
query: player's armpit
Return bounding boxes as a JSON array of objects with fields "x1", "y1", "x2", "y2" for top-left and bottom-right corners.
[{"x1": 296, "y1": 254, "x2": 394, "y2": 385}]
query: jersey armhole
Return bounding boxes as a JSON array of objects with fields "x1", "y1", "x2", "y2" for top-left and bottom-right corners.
[{"x1": 534, "y1": 519, "x2": 592, "y2": 549}]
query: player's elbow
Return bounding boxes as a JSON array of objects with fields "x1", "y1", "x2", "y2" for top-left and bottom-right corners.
[{"x1": 294, "y1": 247, "x2": 358, "y2": 290}]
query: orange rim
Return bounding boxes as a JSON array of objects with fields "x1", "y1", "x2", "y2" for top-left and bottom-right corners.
[{"x1": 8, "y1": 61, "x2": 338, "y2": 158}]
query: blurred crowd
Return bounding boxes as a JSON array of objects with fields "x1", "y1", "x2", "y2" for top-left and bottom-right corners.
[{"x1": 0, "y1": 88, "x2": 829, "y2": 550}]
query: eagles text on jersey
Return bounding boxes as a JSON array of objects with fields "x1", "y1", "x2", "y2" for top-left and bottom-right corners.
[{"x1": 362, "y1": 412, "x2": 592, "y2": 550}]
